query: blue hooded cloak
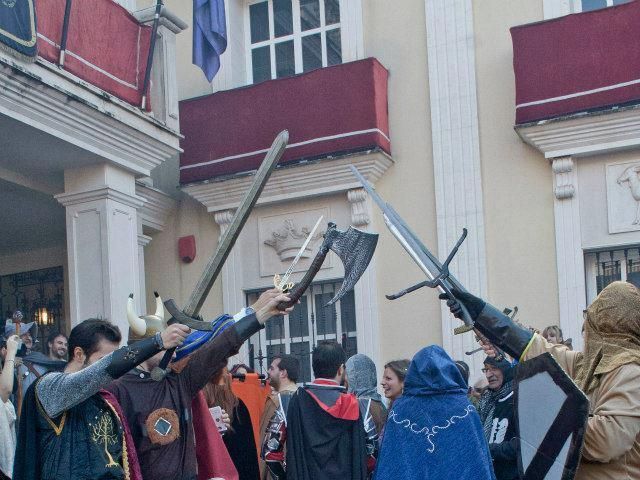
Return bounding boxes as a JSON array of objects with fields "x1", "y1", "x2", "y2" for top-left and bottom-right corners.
[{"x1": 374, "y1": 346, "x2": 496, "y2": 480}]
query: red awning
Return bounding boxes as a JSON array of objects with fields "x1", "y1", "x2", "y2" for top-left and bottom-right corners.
[
  {"x1": 511, "y1": 0, "x2": 640, "y2": 124},
  {"x1": 179, "y1": 58, "x2": 390, "y2": 184},
  {"x1": 36, "y1": 0, "x2": 151, "y2": 107}
]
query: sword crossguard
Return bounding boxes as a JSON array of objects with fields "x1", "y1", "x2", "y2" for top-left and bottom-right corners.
[
  {"x1": 273, "y1": 274, "x2": 294, "y2": 293},
  {"x1": 386, "y1": 228, "x2": 468, "y2": 300}
]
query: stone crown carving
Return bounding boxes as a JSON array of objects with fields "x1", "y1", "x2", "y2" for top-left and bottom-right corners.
[{"x1": 264, "y1": 219, "x2": 323, "y2": 261}]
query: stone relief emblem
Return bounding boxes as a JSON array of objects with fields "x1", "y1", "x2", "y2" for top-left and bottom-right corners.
[
  {"x1": 606, "y1": 161, "x2": 640, "y2": 234},
  {"x1": 264, "y1": 219, "x2": 323, "y2": 262},
  {"x1": 617, "y1": 165, "x2": 640, "y2": 225}
]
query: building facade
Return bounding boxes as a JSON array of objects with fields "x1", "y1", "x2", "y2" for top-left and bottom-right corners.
[{"x1": 3, "y1": 0, "x2": 639, "y2": 382}]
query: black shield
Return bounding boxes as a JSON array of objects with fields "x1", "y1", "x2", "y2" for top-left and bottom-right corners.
[{"x1": 514, "y1": 353, "x2": 589, "y2": 480}]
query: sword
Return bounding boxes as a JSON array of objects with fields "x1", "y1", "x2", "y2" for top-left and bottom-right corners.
[
  {"x1": 150, "y1": 131, "x2": 289, "y2": 380},
  {"x1": 273, "y1": 215, "x2": 324, "y2": 292},
  {"x1": 350, "y1": 165, "x2": 475, "y2": 333}
]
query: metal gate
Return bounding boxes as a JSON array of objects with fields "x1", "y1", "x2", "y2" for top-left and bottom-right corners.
[{"x1": 246, "y1": 280, "x2": 357, "y2": 383}]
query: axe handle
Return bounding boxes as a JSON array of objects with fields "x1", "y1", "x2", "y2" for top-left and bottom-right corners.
[
  {"x1": 156, "y1": 347, "x2": 175, "y2": 375},
  {"x1": 278, "y1": 238, "x2": 333, "y2": 310}
]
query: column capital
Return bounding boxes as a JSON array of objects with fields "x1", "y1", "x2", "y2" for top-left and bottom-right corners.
[
  {"x1": 347, "y1": 188, "x2": 370, "y2": 227},
  {"x1": 138, "y1": 233, "x2": 152, "y2": 247},
  {"x1": 551, "y1": 157, "x2": 576, "y2": 200},
  {"x1": 551, "y1": 156, "x2": 574, "y2": 174},
  {"x1": 213, "y1": 209, "x2": 235, "y2": 226},
  {"x1": 55, "y1": 187, "x2": 145, "y2": 209}
]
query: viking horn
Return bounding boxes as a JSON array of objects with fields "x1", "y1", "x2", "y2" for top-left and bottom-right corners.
[
  {"x1": 153, "y1": 291, "x2": 164, "y2": 320},
  {"x1": 127, "y1": 294, "x2": 147, "y2": 336}
]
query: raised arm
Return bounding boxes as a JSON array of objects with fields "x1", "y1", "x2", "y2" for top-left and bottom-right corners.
[
  {"x1": 182, "y1": 289, "x2": 292, "y2": 397},
  {"x1": 37, "y1": 325, "x2": 188, "y2": 418},
  {"x1": 0, "y1": 335, "x2": 19, "y2": 403}
]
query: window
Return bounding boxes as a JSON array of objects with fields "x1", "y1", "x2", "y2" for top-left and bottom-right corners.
[
  {"x1": 584, "y1": 247, "x2": 640, "y2": 302},
  {"x1": 246, "y1": 0, "x2": 342, "y2": 84},
  {"x1": 246, "y1": 280, "x2": 357, "y2": 383},
  {"x1": 576, "y1": 0, "x2": 630, "y2": 12}
]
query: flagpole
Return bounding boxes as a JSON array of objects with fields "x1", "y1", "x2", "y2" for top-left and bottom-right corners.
[
  {"x1": 140, "y1": 0, "x2": 164, "y2": 110},
  {"x1": 58, "y1": 0, "x2": 73, "y2": 66}
]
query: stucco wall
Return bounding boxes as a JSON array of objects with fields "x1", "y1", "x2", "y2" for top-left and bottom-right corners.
[
  {"x1": 144, "y1": 195, "x2": 226, "y2": 321},
  {"x1": 362, "y1": 0, "x2": 441, "y2": 364},
  {"x1": 473, "y1": 0, "x2": 560, "y2": 332}
]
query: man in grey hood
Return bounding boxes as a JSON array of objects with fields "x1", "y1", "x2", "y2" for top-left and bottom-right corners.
[{"x1": 345, "y1": 354, "x2": 387, "y2": 477}]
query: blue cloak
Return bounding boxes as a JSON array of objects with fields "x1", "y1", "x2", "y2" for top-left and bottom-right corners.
[{"x1": 374, "y1": 346, "x2": 496, "y2": 480}]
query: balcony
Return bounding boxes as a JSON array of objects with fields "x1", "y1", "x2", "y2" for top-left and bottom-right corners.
[
  {"x1": 511, "y1": 0, "x2": 640, "y2": 125},
  {"x1": 36, "y1": 0, "x2": 151, "y2": 108},
  {"x1": 179, "y1": 58, "x2": 391, "y2": 186}
]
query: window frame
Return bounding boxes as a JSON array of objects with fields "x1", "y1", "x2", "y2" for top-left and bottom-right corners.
[
  {"x1": 573, "y1": 0, "x2": 629, "y2": 13},
  {"x1": 245, "y1": 279, "x2": 358, "y2": 384},
  {"x1": 244, "y1": 0, "x2": 344, "y2": 84},
  {"x1": 584, "y1": 247, "x2": 640, "y2": 303}
]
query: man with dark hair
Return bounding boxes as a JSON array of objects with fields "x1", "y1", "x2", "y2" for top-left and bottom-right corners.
[
  {"x1": 476, "y1": 357, "x2": 518, "y2": 480},
  {"x1": 15, "y1": 332, "x2": 67, "y2": 403},
  {"x1": 285, "y1": 341, "x2": 367, "y2": 480},
  {"x1": 260, "y1": 354, "x2": 300, "y2": 479},
  {"x1": 14, "y1": 317, "x2": 189, "y2": 480},
  {"x1": 47, "y1": 331, "x2": 68, "y2": 361}
]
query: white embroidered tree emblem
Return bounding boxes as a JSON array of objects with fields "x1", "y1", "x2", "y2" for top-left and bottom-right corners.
[{"x1": 91, "y1": 412, "x2": 120, "y2": 468}]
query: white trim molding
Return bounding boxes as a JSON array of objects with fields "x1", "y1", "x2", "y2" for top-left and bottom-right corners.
[
  {"x1": 0, "y1": 51, "x2": 181, "y2": 177},
  {"x1": 182, "y1": 150, "x2": 393, "y2": 212},
  {"x1": 516, "y1": 105, "x2": 640, "y2": 159},
  {"x1": 551, "y1": 157, "x2": 586, "y2": 351},
  {"x1": 425, "y1": 0, "x2": 488, "y2": 374},
  {"x1": 136, "y1": 183, "x2": 177, "y2": 232},
  {"x1": 543, "y1": 0, "x2": 573, "y2": 19}
]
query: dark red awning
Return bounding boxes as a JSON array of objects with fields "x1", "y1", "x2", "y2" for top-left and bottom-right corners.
[
  {"x1": 511, "y1": 0, "x2": 640, "y2": 124},
  {"x1": 179, "y1": 58, "x2": 390, "y2": 184},
  {"x1": 36, "y1": 0, "x2": 151, "y2": 107}
]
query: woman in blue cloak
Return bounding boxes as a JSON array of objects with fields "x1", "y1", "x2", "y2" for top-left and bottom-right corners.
[{"x1": 374, "y1": 345, "x2": 496, "y2": 480}]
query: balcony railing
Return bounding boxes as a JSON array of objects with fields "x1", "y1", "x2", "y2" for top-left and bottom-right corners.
[
  {"x1": 179, "y1": 58, "x2": 390, "y2": 184},
  {"x1": 511, "y1": 0, "x2": 640, "y2": 124},
  {"x1": 36, "y1": 0, "x2": 151, "y2": 108}
]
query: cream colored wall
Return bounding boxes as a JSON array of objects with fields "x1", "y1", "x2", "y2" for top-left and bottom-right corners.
[
  {"x1": 144, "y1": 195, "x2": 226, "y2": 321},
  {"x1": 362, "y1": 0, "x2": 441, "y2": 364},
  {"x1": 473, "y1": 0, "x2": 560, "y2": 332}
]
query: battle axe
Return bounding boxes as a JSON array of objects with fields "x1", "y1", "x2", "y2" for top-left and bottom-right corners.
[{"x1": 273, "y1": 222, "x2": 379, "y2": 310}]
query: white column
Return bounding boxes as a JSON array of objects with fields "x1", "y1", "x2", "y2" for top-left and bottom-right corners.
[
  {"x1": 137, "y1": 219, "x2": 153, "y2": 315},
  {"x1": 56, "y1": 164, "x2": 144, "y2": 343},
  {"x1": 213, "y1": 209, "x2": 248, "y2": 364},
  {"x1": 552, "y1": 157, "x2": 586, "y2": 351},
  {"x1": 348, "y1": 188, "x2": 380, "y2": 369},
  {"x1": 425, "y1": 0, "x2": 488, "y2": 374}
]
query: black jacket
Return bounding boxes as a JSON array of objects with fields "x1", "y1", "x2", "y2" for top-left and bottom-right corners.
[{"x1": 478, "y1": 386, "x2": 519, "y2": 480}]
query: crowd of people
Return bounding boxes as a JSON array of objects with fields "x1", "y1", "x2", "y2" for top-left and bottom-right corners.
[{"x1": 0, "y1": 280, "x2": 638, "y2": 479}]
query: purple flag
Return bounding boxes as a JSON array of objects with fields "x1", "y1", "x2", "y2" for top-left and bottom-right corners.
[{"x1": 193, "y1": 0, "x2": 227, "y2": 82}]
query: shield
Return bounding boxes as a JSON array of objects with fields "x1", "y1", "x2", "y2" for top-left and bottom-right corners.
[{"x1": 514, "y1": 353, "x2": 589, "y2": 480}]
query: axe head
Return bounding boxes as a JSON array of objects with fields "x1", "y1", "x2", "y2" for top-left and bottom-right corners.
[{"x1": 326, "y1": 226, "x2": 378, "y2": 305}]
